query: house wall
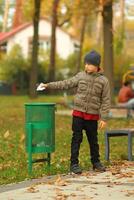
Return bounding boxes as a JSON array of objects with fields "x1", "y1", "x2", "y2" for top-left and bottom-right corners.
[
  {"x1": 7, "y1": 26, "x2": 32, "y2": 57},
  {"x1": 56, "y1": 28, "x2": 76, "y2": 58},
  {"x1": 7, "y1": 19, "x2": 78, "y2": 59}
]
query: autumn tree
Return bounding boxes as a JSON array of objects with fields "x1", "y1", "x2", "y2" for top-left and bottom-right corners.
[
  {"x1": 2, "y1": 0, "x2": 10, "y2": 32},
  {"x1": 102, "y1": 0, "x2": 114, "y2": 98},
  {"x1": 48, "y1": 0, "x2": 60, "y2": 81},
  {"x1": 12, "y1": 0, "x2": 24, "y2": 28},
  {"x1": 72, "y1": 1, "x2": 88, "y2": 73},
  {"x1": 71, "y1": 0, "x2": 96, "y2": 73},
  {"x1": 59, "y1": 0, "x2": 98, "y2": 73},
  {"x1": 114, "y1": 0, "x2": 125, "y2": 55},
  {"x1": 29, "y1": 0, "x2": 41, "y2": 98}
]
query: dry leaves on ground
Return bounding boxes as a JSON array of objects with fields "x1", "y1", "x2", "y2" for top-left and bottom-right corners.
[
  {"x1": 108, "y1": 161, "x2": 134, "y2": 177},
  {"x1": 54, "y1": 175, "x2": 68, "y2": 186},
  {"x1": 116, "y1": 171, "x2": 134, "y2": 179},
  {"x1": 55, "y1": 191, "x2": 68, "y2": 200},
  {"x1": 121, "y1": 190, "x2": 134, "y2": 197},
  {"x1": 27, "y1": 186, "x2": 39, "y2": 193}
]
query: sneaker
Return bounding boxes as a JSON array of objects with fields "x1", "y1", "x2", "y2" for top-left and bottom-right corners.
[
  {"x1": 93, "y1": 162, "x2": 106, "y2": 172},
  {"x1": 70, "y1": 164, "x2": 82, "y2": 174}
]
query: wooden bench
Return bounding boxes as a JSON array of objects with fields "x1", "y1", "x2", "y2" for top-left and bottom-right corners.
[
  {"x1": 105, "y1": 129, "x2": 134, "y2": 161},
  {"x1": 111, "y1": 105, "x2": 132, "y2": 118}
]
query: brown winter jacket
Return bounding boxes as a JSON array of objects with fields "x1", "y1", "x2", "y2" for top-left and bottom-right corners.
[{"x1": 47, "y1": 71, "x2": 111, "y2": 120}]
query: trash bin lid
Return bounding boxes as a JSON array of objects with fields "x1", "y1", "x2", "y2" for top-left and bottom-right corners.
[{"x1": 25, "y1": 103, "x2": 56, "y2": 106}]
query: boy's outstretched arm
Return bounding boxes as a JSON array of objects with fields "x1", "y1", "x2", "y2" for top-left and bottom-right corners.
[{"x1": 39, "y1": 73, "x2": 81, "y2": 90}]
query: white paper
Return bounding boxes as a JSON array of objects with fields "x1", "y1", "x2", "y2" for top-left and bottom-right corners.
[{"x1": 36, "y1": 83, "x2": 45, "y2": 91}]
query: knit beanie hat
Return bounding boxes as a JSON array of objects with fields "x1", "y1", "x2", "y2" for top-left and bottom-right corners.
[{"x1": 84, "y1": 50, "x2": 101, "y2": 67}]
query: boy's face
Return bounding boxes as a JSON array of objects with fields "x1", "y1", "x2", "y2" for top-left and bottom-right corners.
[{"x1": 85, "y1": 63, "x2": 98, "y2": 73}]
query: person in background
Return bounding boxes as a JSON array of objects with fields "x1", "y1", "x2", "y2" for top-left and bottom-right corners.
[
  {"x1": 118, "y1": 81, "x2": 134, "y2": 117},
  {"x1": 39, "y1": 50, "x2": 111, "y2": 174},
  {"x1": 118, "y1": 81, "x2": 134, "y2": 104}
]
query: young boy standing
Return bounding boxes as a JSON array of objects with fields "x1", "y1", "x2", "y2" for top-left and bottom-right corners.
[{"x1": 40, "y1": 50, "x2": 111, "y2": 174}]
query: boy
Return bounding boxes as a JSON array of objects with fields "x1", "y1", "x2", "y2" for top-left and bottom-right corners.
[{"x1": 40, "y1": 50, "x2": 111, "y2": 174}]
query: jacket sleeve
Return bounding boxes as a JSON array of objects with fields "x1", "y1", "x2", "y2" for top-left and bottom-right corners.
[
  {"x1": 47, "y1": 73, "x2": 80, "y2": 90},
  {"x1": 100, "y1": 78, "x2": 111, "y2": 120}
]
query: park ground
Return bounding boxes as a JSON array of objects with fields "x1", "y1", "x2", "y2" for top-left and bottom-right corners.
[
  {"x1": 0, "y1": 95, "x2": 134, "y2": 199},
  {"x1": 0, "y1": 161, "x2": 134, "y2": 199}
]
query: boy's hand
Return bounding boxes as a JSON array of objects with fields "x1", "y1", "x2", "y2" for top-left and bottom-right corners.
[
  {"x1": 41, "y1": 83, "x2": 47, "y2": 89},
  {"x1": 36, "y1": 83, "x2": 48, "y2": 91},
  {"x1": 99, "y1": 120, "x2": 107, "y2": 129}
]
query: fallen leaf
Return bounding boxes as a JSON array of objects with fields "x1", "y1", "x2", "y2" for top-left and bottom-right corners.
[
  {"x1": 9, "y1": 144, "x2": 15, "y2": 148},
  {"x1": 125, "y1": 190, "x2": 134, "y2": 197},
  {"x1": 55, "y1": 188, "x2": 62, "y2": 193},
  {"x1": 4, "y1": 130, "x2": 10, "y2": 139},
  {"x1": 70, "y1": 193, "x2": 76, "y2": 197},
  {"x1": 54, "y1": 175, "x2": 68, "y2": 186},
  {"x1": 27, "y1": 186, "x2": 39, "y2": 193},
  {"x1": 20, "y1": 134, "x2": 25, "y2": 142},
  {"x1": 127, "y1": 179, "x2": 134, "y2": 182},
  {"x1": 90, "y1": 187, "x2": 97, "y2": 189},
  {"x1": 94, "y1": 193, "x2": 98, "y2": 195},
  {"x1": 55, "y1": 192, "x2": 68, "y2": 200},
  {"x1": 107, "y1": 184, "x2": 113, "y2": 187}
]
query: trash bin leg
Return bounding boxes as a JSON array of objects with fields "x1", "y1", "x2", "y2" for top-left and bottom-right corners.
[
  {"x1": 105, "y1": 133, "x2": 110, "y2": 161},
  {"x1": 47, "y1": 153, "x2": 51, "y2": 166},
  {"x1": 28, "y1": 123, "x2": 33, "y2": 174},
  {"x1": 128, "y1": 133, "x2": 132, "y2": 161}
]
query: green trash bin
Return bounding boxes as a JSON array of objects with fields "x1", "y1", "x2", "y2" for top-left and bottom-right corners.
[{"x1": 25, "y1": 103, "x2": 56, "y2": 174}]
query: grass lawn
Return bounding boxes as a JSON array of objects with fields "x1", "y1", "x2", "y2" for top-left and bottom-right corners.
[{"x1": 0, "y1": 95, "x2": 134, "y2": 185}]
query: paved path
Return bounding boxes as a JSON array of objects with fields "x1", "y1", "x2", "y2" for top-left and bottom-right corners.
[
  {"x1": 56, "y1": 109, "x2": 134, "y2": 118},
  {"x1": 0, "y1": 161, "x2": 134, "y2": 200}
]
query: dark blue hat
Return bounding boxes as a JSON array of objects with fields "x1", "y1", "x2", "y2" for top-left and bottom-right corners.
[{"x1": 84, "y1": 50, "x2": 101, "y2": 67}]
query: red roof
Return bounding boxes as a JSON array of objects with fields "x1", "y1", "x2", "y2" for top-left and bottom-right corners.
[
  {"x1": 0, "y1": 22, "x2": 31, "y2": 44},
  {"x1": 0, "y1": 18, "x2": 79, "y2": 44}
]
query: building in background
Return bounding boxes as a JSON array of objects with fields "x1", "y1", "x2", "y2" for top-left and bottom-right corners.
[{"x1": 0, "y1": 18, "x2": 79, "y2": 59}]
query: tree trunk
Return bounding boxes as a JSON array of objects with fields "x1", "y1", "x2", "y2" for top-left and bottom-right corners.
[
  {"x1": 120, "y1": 0, "x2": 125, "y2": 30},
  {"x1": 29, "y1": 0, "x2": 41, "y2": 98},
  {"x1": 102, "y1": 0, "x2": 114, "y2": 100},
  {"x1": 12, "y1": 0, "x2": 24, "y2": 28},
  {"x1": 76, "y1": 14, "x2": 87, "y2": 73},
  {"x1": 48, "y1": 0, "x2": 60, "y2": 81},
  {"x1": 120, "y1": 0, "x2": 125, "y2": 46},
  {"x1": 2, "y1": 0, "x2": 10, "y2": 32},
  {"x1": 96, "y1": 4, "x2": 103, "y2": 48}
]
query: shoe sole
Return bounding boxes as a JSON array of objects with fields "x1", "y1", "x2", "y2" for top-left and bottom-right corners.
[
  {"x1": 70, "y1": 170, "x2": 82, "y2": 174},
  {"x1": 93, "y1": 168, "x2": 106, "y2": 172}
]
